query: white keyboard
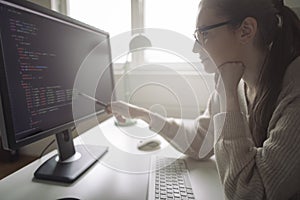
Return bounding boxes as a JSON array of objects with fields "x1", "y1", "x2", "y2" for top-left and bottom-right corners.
[{"x1": 148, "y1": 156, "x2": 196, "y2": 200}]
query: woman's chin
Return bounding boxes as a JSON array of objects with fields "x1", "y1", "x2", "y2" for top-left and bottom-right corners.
[
  {"x1": 203, "y1": 64, "x2": 217, "y2": 73},
  {"x1": 201, "y1": 59, "x2": 217, "y2": 73}
]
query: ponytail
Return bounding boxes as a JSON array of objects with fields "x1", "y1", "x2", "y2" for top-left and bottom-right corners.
[{"x1": 250, "y1": 3, "x2": 300, "y2": 146}]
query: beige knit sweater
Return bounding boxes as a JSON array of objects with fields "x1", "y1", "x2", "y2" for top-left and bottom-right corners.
[{"x1": 149, "y1": 57, "x2": 300, "y2": 200}]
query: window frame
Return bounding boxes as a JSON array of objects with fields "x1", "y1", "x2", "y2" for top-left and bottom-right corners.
[{"x1": 64, "y1": 0, "x2": 204, "y2": 73}]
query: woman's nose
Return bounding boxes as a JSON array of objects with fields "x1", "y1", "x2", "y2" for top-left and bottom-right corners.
[
  {"x1": 193, "y1": 40, "x2": 208, "y2": 57},
  {"x1": 192, "y1": 40, "x2": 201, "y2": 53}
]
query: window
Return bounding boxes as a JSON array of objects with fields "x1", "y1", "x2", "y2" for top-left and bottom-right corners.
[
  {"x1": 68, "y1": 0, "x2": 131, "y2": 37},
  {"x1": 68, "y1": 0, "x2": 201, "y2": 65},
  {"x1": 68, "y1": 0, "x2": 132, "y2": 64},
  {"x1": 145, "y1": 0, "x2": 199, "y2": 40},
  {"x1": 144, "y1": 0, "x2": 199, "y2": 63},
  {"x1": 66, "y1": 0, "x2": 210, "y2": 117}
]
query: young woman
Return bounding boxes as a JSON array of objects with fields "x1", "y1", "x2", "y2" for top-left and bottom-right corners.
[{"x1": 108, "y1": 0, "x2": 300, "y2": 199}]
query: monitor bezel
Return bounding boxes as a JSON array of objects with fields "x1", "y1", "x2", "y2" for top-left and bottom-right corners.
[{"x1": 0, "y1": 0, "x2": 115, "y2": 150}]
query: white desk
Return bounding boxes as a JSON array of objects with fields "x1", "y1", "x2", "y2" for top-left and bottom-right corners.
[{"x1": 0, "y1": 118, "x2": 224, "y2": 200}]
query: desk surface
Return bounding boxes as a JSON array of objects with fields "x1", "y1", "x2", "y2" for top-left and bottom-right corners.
[{"x1": 0, "y1": 118, "x2": 224, "y2": 200}]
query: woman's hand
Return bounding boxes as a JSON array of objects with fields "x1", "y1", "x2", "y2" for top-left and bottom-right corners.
[
  {"x1": 215, "y1": 61, "x2": 245, "y2": 112},
  {"x1": 106, "y1": 101, "x2": 151, "y2": 124},
  {"x1": 215, "y1": 61, "x2": 245, "y2": 94}
]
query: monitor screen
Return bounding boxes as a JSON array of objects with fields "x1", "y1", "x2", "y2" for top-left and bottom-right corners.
[{"x1": 0, "y1": 0, "x2": 115, "y2": 150}]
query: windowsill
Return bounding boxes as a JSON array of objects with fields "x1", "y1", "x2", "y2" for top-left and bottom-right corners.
[{"x1": 113, "y1": 62, "x2": 211, "y2": 76}]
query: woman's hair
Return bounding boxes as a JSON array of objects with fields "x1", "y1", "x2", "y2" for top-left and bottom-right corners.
[{"x1": 203, "y1": 0, "x2": 300, "y2": 146}]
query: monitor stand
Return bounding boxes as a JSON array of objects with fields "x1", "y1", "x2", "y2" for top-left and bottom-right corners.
[{"x1": 34, "y1": 128, "x2": 108, "y2": 183}]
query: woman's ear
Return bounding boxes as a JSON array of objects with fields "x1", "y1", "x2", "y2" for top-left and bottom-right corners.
[{"x1": 238, "y1": 17, "x2": 257, "y2": 44}]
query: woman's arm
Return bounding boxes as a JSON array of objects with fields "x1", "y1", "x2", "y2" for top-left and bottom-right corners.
[
  {"x1": 214, "y1": 82, "x2": 300, "y2": 200},
  {"x1": 147, "y1": 96, "x2": 217, "y2": 160},
  {"x1": 214, "y1": 97, "x2": 300, "y2": 199},
  {"x1": 107, "y1": 90, "x2": 220, "y2": 160}
]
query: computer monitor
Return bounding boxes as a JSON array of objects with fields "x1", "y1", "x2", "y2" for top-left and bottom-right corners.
[{"x1": 0, "y1": 0, "x2": 115, "y2": 183}]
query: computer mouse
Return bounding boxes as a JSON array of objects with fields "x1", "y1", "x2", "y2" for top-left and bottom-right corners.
[
  {"x1": 57, "y1": 198, "x2": 80, "y2": 200},
  {"x1": 137, "y1": 139, "x2": 161, "y2": 151}
]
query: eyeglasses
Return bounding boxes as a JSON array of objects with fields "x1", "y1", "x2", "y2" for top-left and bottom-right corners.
[{"x1": 193, "y1": 20, "x2": 233, "y2": 46}]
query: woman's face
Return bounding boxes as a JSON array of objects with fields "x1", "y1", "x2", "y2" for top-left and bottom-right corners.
[{"x1": 193, "y1": 3, "x2": 242, "y2": 72}]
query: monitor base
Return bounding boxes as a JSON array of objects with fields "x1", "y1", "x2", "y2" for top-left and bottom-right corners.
[{"x1": 34, "y1": 145, "x2": 108, "y2": 183}]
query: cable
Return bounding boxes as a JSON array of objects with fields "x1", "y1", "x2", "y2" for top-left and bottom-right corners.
[{"x1": 39, "y1": 139, "x2": 55, "y2": 158}]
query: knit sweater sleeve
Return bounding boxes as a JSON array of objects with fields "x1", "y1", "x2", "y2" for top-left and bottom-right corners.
[
  {"x1": 148, "y1": 92, "x2": 220, "y2": 160},
  {"x1": 213, "y1": 96, "x2": 300, "y2": 200}
]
